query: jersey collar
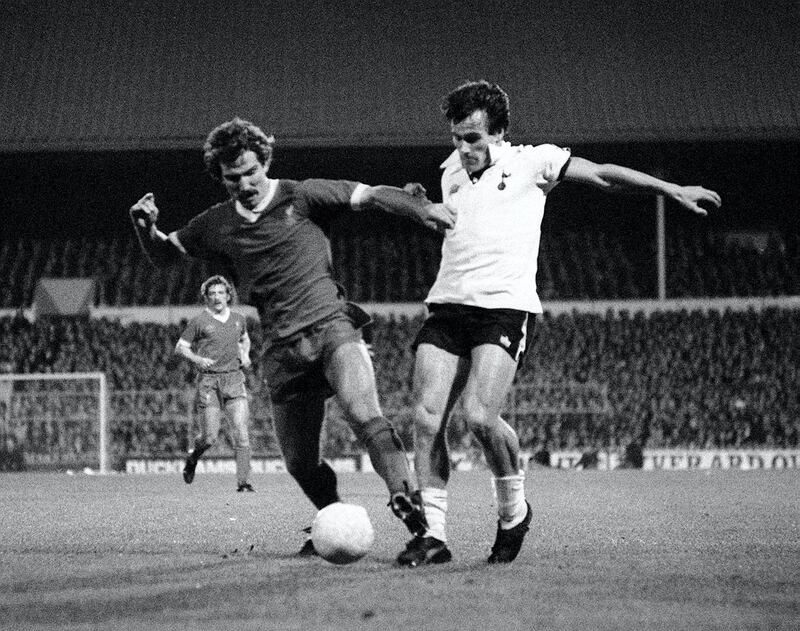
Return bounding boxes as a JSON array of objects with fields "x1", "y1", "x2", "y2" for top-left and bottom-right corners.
[
  {"x1": 205, "y1": 306, "x2": 231, "y2": 322},
  {"x1": 440, "y1": 141, "x2": 512, "y2": 172},
  {"x1": 235, "y1": 179, "x2": 278, "y2": 219}
]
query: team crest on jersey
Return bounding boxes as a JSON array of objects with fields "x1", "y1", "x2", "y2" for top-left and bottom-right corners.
[
  {"x1": 448, "y1": 184, "x2": 460, "y2": 196},
  {"x1": 285, "y1": 204, "x2": 297, "y2": 225},
  {"x1": 499, "y1": 335, "x2": 511, "y2": 348}
]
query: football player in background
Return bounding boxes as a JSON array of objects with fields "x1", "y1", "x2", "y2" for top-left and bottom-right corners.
[{"x1": 176, "y1": 275, "x2": 254, "y2": 492}]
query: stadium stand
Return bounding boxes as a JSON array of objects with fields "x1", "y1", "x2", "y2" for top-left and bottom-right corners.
[
  {"x1": 0, "y1": 226, "x2": 798, "y2": 308},
  {"x1": 1, "y1": 198, "x2": 798, "y2": 467},
  {"x1": 1, "y1": 306, "x2": 798, "y2": 468}
]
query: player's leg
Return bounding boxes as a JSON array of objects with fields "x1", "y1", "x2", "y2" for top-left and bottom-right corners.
[
  {"x1": 414, "y1": 344, "x2": 468, "y2": 525},
  {"x1": 462, "y1": 344, "x2": 531, "y2": 563},
  {"x1": 221, "y1": 371, "x2": 253, "y2": 491},
  {"x1": 462, "y1": 345, "x2": 520, "y2": 475},
  {"x1": 271, "y1": 392, "x2": 337, "y2": 556},
  {"x1": 183, "y1": 377, "x2": 222, "y2": 484},
  {"x1": 395, "y1": 342, "x2": 468, "y2": 566},
  {"x1": 226, "y1": 396, "x2": 253, "y2": 491},
  {"x1": 324, "y1": 339, "x2": 426, "y2": 537},
  {"x1": 272, "y1": 392, "x2": 339, "y2": 510}
]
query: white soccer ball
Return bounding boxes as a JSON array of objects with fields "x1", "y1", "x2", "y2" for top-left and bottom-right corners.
[{"x1": 311, "y1": 502, "x2": 375, "y2": 565}]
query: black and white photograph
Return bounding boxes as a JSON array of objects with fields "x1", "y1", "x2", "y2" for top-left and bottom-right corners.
[{"x1": 0, "y1": 1, "x2": 798, "y2": 629}]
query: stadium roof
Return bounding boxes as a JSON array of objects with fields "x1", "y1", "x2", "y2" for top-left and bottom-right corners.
[{"x1": 1, "y1": 0, "x2": 798, "y2": 152}]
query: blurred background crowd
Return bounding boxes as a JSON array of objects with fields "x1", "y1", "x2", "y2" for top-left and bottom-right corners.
[
  {"x1": 1, "y1": 292, "x2": 798, "y2": 470},
  {"x1": 1, "y1": 225, "x2": 799, "y2": 308},
  {"x1": 2, "y1": 1, "x2": 798, "y2": 470}
]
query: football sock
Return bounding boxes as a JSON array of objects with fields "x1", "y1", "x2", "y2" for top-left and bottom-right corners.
[
  {"x1": 293, "y1": 461, "x2": 341, "y2": 509},
  {"x1": 493, "y1": 473, "x2": 527, "y2": 530},
  {"x1": 191, "y1": 440, "x2": 210, "y2": 460},
  {"x1": 352, "y1": 416, "x2": 413, "y2": 496},
  {"x1": 235, "y1": 445, "x2": 251, "y2": 485},
  {"x1": 421, "y1": 487, "x2": 448, "y2": 542}
]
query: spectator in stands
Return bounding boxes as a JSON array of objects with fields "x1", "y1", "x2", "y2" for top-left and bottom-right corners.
[
  {"x1": 400, "y1": 80, "x2": 721, "y2": 567},
  {"x1": 128, "y1": 117, "x2": 455, "y2": 554},
  {"x1": 175, "y1": 275, "x2": 255, "y2": 492}
]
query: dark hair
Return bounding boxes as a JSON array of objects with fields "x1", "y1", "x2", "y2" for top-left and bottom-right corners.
[
  {"x1": 203, "y1": 117, "x2": 275, "y2": 181},
  {"x1": 441, "y1": 80, "x2": 510, "y2": 135},
  {"x1": 200, "y1": 275, "x2": 233, "y2": 304}
]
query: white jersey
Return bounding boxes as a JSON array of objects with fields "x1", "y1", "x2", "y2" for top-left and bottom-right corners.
[{"x1": 426, "y1": 141, "x2": 571, "y2": 314}]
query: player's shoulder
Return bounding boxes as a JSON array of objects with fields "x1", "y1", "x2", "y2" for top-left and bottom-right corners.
[
  {"x1": 271, "y1": 178, "x2": 311, "y2": 209},
  {"x1": 189, "y1": 310, "x2": 212, "y2": 325},
  {"x1": 188, "y1": 199, "x2": 235, "y2": 226},
  {"x1": 513, "y1": 142, "x2": 569, "y2": 160},
  {"x1": 181, "y1": 310, "x2": 207, "y2": 332},
  {"x1": 507, "y1": 143, "x2": 572, "y2": 179},
  {"x1": 295, "y1": 177, "x2": 357, "y2": 195}
]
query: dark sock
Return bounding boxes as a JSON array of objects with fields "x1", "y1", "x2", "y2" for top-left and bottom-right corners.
[
  {"x1": 292, "y1": 461, "x2": 341, "y2": 509},
  {"x1": 190, "y1": 440, "x2": 210, "y2": 461},
  {"x1": 351, "y1": 416, "x2": 413, "y2": 496}
]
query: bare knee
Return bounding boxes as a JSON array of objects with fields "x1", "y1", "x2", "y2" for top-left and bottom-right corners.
[
  {"x1": 414, "y1": 402, "x2": 446, "y2": 439},
  {"x1": 463, "y1": 406, "x2": 497, "y2": 442}
]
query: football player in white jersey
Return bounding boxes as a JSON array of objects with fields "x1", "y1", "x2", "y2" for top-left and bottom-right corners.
[{"x1": 397, "y1": 80, "x2": 721, "y2": 566}]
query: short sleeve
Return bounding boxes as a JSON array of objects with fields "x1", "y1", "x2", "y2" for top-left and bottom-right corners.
[
  {"x1": 523, "y1": 144, "x2": 572, "y2": 193},
  {"x1": 175, "y1": 213, "x2": 210, "y2": 258},
  {"x1": 179, "y1": 317, "x2": 201, "y2": 344},
  {"x1": 298, "y1": 179, "x2": 362, "y2": 220}
]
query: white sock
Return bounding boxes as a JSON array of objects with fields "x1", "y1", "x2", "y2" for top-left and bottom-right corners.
[
  {"x1": 421, "y1": 487, "x2": 448, "y2": 542},
  {"x1": 492, "y1": 474, "x2": 528, "y2": 530}
]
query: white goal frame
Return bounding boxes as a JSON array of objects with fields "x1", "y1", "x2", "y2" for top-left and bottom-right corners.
[{"x1": 0, "y1": 372, "x2": 109, "y2": 474}]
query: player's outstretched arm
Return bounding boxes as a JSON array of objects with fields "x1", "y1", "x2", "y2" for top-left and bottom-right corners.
[
  {"x1": 129, "y1": 192, "x2": 187, "y2": 265},
  {"x1": 563, "y1": 157, "x2": 722, "y2": 216},
  {"x1": 360, "y1": 185, "x2": 456, "y2": 232}
]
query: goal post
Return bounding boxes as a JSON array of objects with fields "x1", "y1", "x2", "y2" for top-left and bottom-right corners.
[{"x1": 0, "y1": 372, "x2": 110, "y2": 474}]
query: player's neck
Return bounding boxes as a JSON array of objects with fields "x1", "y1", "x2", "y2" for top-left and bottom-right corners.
[{"x1": 206, "y1": 307, "x2": 230, "y2": 322}]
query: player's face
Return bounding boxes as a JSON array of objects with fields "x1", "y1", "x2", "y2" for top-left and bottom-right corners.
[
  {"x1": 204, "y1": 284, "x2": 229, "y2": 313},
  {"x1": 219, "y1": 150, "x2": 271, "y2": 210},
  {"x1": 450, "y1": 110, "x2": 504, "y2": 174}
]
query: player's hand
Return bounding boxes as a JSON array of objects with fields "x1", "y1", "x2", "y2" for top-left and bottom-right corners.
[
  {"x1": 420, "y1": 202, "x2": 457, "y2": 232},
  {"x1": 403, "y1": 182, "x2": 428, "y2": 198},
  {"x1": 195, "y1": 357, "x2": 216, "y2": 370},
  {"x1": 130, "y1": 192, "x2": 160, "y2": 229},
  {"x1": 672, "y1": 186, "x2": 722, "y2": 217}
]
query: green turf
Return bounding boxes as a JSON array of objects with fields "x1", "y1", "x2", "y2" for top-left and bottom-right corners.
[{"x1": 0, "y1": 469, "x2": 798, "y2": 630}]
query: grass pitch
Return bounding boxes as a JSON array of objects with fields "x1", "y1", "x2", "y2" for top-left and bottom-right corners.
[{"x1": 0, "y1": 469, "x2": 798, "y2": 630}]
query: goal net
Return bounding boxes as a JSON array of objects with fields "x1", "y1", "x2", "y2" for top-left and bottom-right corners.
[{"x1": 0, "y1": 372, "x2": 109, "y2": 474}]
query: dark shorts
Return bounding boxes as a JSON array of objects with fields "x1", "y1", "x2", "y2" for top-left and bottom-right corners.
[
  {"x1": 262, "y1": 303, "x2": 369, "y2": 404},
  {"x1": 197, "y1": 370, "x2": 247, "y2": 409},
  {"x1": 413, "y1": 303, "x2": 536, "y2": 363}
]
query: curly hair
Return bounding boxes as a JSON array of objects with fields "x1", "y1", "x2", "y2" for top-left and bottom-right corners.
[
  {"x1": 200, "y1": 275, "x2": 233, "y2": 304},
  {"x1": 203, "y1": 117, "x2": 275, "y2": 181},
  {"x1": 440, "y1": 80, "x2": 510, "y2": 135}
]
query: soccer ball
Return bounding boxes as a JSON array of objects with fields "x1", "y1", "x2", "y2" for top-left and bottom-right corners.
[{"x1": 311, "y1": 502, "x2": 375, "y2": 565}]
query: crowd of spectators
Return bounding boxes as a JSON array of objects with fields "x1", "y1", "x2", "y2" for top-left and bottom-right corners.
[
  {"x1": 1, "y1": 226, "x2": 798, "y2": 307},
  {"x1": 1, "y1": 306, "x2": 798, "y2": 469}
]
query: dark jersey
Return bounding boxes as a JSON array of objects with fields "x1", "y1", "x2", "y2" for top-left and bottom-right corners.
[
  {"x1": 180, "y1": 309, "x2": 247, "y2": 373},
  {"x1": 176, "y1": 179, "x2": 360, "y2": 342}
]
